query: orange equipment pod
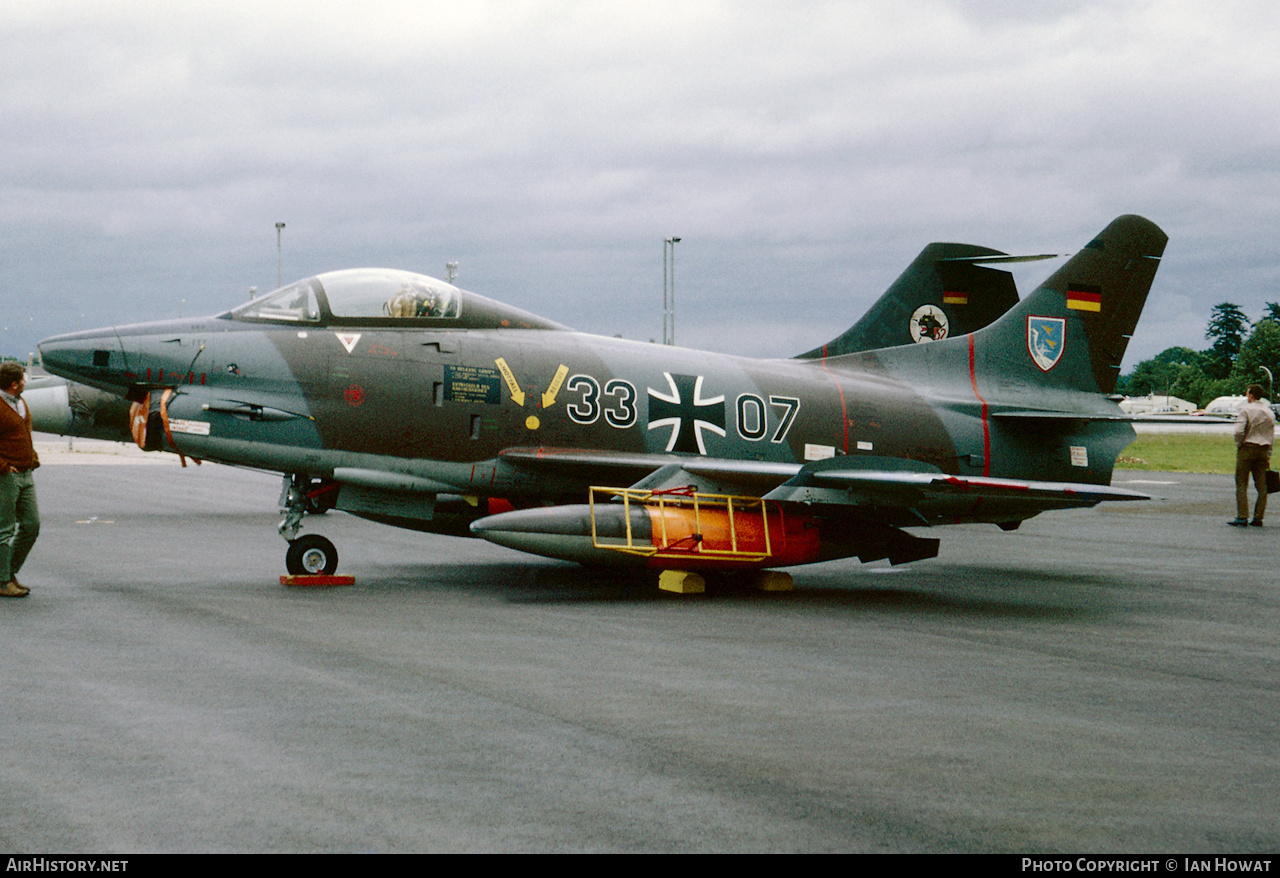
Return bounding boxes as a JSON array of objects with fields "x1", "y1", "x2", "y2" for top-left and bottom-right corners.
[{"x1": 640, "y1": 499, "x2": 821, "y2": 570}]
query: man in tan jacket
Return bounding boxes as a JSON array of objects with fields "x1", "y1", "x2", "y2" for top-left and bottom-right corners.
[
  {"x1": 1230, "y1": 383, "x2": 1276, "y2": 527},
  {"x1": 0, "y1": 362, "x2": 39, "y2": 597}
]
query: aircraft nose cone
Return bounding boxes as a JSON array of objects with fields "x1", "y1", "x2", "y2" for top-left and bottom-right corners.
[{"x1": 38, "y1": 329, "x2": 128, "y2": 391}]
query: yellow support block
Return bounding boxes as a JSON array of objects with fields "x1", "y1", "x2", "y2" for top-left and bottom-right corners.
[
  {"x1": 658, "y1": 570, "x2": 706, "y2": 594},
  {"x1": 753, "y1": 571, "x2": 793, "y2": 592}
]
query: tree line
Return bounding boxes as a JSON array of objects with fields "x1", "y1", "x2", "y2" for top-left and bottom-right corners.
[{"x1": 1117, "y1": 302, "x2": 1280, "y2": 405}]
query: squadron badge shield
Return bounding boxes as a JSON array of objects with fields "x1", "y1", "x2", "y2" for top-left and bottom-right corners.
[
  {"x1": 909, "y1": 304, "x2": 949, "y2": 343},
  {"x1": 1027, "y1": 316, "x2": 1066, "y2": 372}
]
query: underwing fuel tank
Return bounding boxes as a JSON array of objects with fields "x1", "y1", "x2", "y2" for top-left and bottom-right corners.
[{"x1": 470, "y1": 496, "x2": 822, "y2": 570}]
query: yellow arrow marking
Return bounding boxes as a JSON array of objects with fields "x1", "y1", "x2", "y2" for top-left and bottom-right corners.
[
  {"x1": 541, "y1": 364, "x2": 569, "y2": 408},
  {"x1": 494, "y1": 357, "x2": 525, "y2": 406}
]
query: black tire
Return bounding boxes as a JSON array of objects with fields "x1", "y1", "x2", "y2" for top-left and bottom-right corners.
[{"x1": 286, "y1": 535, "x2": 339, "y2": 576}]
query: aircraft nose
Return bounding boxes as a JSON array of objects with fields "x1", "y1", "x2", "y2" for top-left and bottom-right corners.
[{"x1": 38, "y1": 328, "x2": 133, "y2": 394}]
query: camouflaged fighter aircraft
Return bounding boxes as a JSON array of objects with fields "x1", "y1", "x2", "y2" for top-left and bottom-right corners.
[
  {"x1": 26, "y1": 237, "x2": 1030, "y2": 443},
  {"x1": 37, "y1": 215, "x2": 1165, "y2": 591}
]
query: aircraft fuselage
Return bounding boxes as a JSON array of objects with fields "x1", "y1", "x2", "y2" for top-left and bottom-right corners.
[{"x1": 41, "y1": 305, "x2": 1127, "y2": 520}]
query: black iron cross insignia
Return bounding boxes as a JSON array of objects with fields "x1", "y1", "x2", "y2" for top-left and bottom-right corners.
[{"x1": 647, "y1": 372, "x2": 726, "y2": 455}]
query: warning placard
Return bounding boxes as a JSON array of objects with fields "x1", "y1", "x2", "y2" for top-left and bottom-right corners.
[{"x1": 445, "y1": 364, "x2": 501, "y2": 404}]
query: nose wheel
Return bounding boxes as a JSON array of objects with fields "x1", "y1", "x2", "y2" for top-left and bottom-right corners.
[
  {"x1": 286, "y1": 534, "x2": 339, "y2": 576},
  {"x1": 279, "y1": 473, "x2": 341, "y2": 576}
]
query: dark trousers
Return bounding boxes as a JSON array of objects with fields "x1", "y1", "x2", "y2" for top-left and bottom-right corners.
[
  {"x1": 0, "y1": 469, "x2": 39, "y2": 581},
  {"x1": 1236, "y1": 443, "x2": 1271, "y2": 521}
]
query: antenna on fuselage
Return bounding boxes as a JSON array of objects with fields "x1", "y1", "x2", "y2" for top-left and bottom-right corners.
[
  {"x1": 111, "y1": 325, "x2": 131, "y2": 375},
  {"x1": 181, "y1": 344, "x2": 206, "y2": 384}
]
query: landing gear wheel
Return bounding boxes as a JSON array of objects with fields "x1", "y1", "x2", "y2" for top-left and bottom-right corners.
[{"x1": 286, "y1": 535, "x2": 339, "y2": 576}]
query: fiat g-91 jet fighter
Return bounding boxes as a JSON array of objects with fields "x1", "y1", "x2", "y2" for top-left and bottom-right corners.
[{"x1": 38, "y1": 215, "x2": 1166, "y2": 590}]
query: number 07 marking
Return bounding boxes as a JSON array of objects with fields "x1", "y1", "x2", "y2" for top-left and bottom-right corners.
[{"x1": 735, "y1": 393, "x2": 800, "y2": 442}]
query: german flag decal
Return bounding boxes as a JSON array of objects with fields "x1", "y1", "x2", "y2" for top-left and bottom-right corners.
[
  {"x1": 1066, "y1": 284, "x2": 1102, "y2": 311},
  {"x1": 942, "y1": 291, "x2": 968, "y2": 305}
]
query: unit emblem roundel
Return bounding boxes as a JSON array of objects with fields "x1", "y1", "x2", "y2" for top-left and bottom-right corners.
[{"x1": 909, "y1": 305, "x2": 949, "y2": 343}]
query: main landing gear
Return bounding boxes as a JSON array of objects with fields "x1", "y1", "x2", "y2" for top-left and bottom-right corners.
[{"x1": 279, "y1": 474, "x2": 340, "y2": 576}]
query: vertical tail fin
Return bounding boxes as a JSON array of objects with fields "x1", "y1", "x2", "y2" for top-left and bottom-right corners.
[
  {"x1": 796, "y1": 242, "x2": 1020, "y2": 358},
  {"x1": 973, "y1": 215, "x2": 1168, "y2": 394}
]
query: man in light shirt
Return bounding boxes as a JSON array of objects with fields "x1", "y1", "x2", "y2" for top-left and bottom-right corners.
[
  {"x1": 0, "y1": 362, "x2": 39, "y2": 597},
  {"x1": 1230, "y1": 383, "x2": 1276, "y2": 527}
]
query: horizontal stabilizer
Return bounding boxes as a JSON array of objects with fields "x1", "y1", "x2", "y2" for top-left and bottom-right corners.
[
  {"x1": 937, "y1": 253, "x2": 1061, "y2": 265},
  {"x1": 993, "y1": 410, "x2": 1235, "y2": 426}
]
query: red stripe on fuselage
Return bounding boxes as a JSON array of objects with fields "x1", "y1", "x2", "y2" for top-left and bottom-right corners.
[
  {"x1": 819, "y1": 356, "x2": 849, "y2": 454},
  {"x1": 967, "y1": 333, "x2": 990, "y2": 476}
]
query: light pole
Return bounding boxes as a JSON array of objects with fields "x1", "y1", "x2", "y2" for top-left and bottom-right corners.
[
  {"x1": 663, "y1": 237, "x2": 681, "y2": 345},
  {"x1": 275, "y1": 222, "x2": 286, "y2": 288}
]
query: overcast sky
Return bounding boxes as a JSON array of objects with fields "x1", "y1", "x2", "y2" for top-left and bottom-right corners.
[{"x1": 4, "y1": 0, "x2": 1278, "y2": 368}]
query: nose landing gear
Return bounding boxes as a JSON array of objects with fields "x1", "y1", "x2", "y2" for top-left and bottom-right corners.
[{"x1": 279, "y1": 473, "x2": 341, "y2": 576}]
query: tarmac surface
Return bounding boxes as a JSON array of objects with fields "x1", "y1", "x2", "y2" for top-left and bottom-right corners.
[{"x1": 2, "y1": 438, "x2": 1277, "y2": 853}]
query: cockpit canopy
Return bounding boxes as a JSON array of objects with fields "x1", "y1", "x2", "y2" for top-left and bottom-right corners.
[{"x1": 228, "y1": 268, "x2": 565, "y2": 331}]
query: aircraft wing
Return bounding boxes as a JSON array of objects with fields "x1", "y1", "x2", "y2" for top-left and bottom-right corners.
[
  {"x1": 763, "y1": 467, "x2": 1148, "y2": 508},
  {"x1": 500, "y1": 446, "x2": 1144, "y2": 513},
  {"x1": 499, "y1": 446, "x2": 803, "y2": 491},
  {"x1": 498, "y1": 446, "x2": 700, "y2": 486}
]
